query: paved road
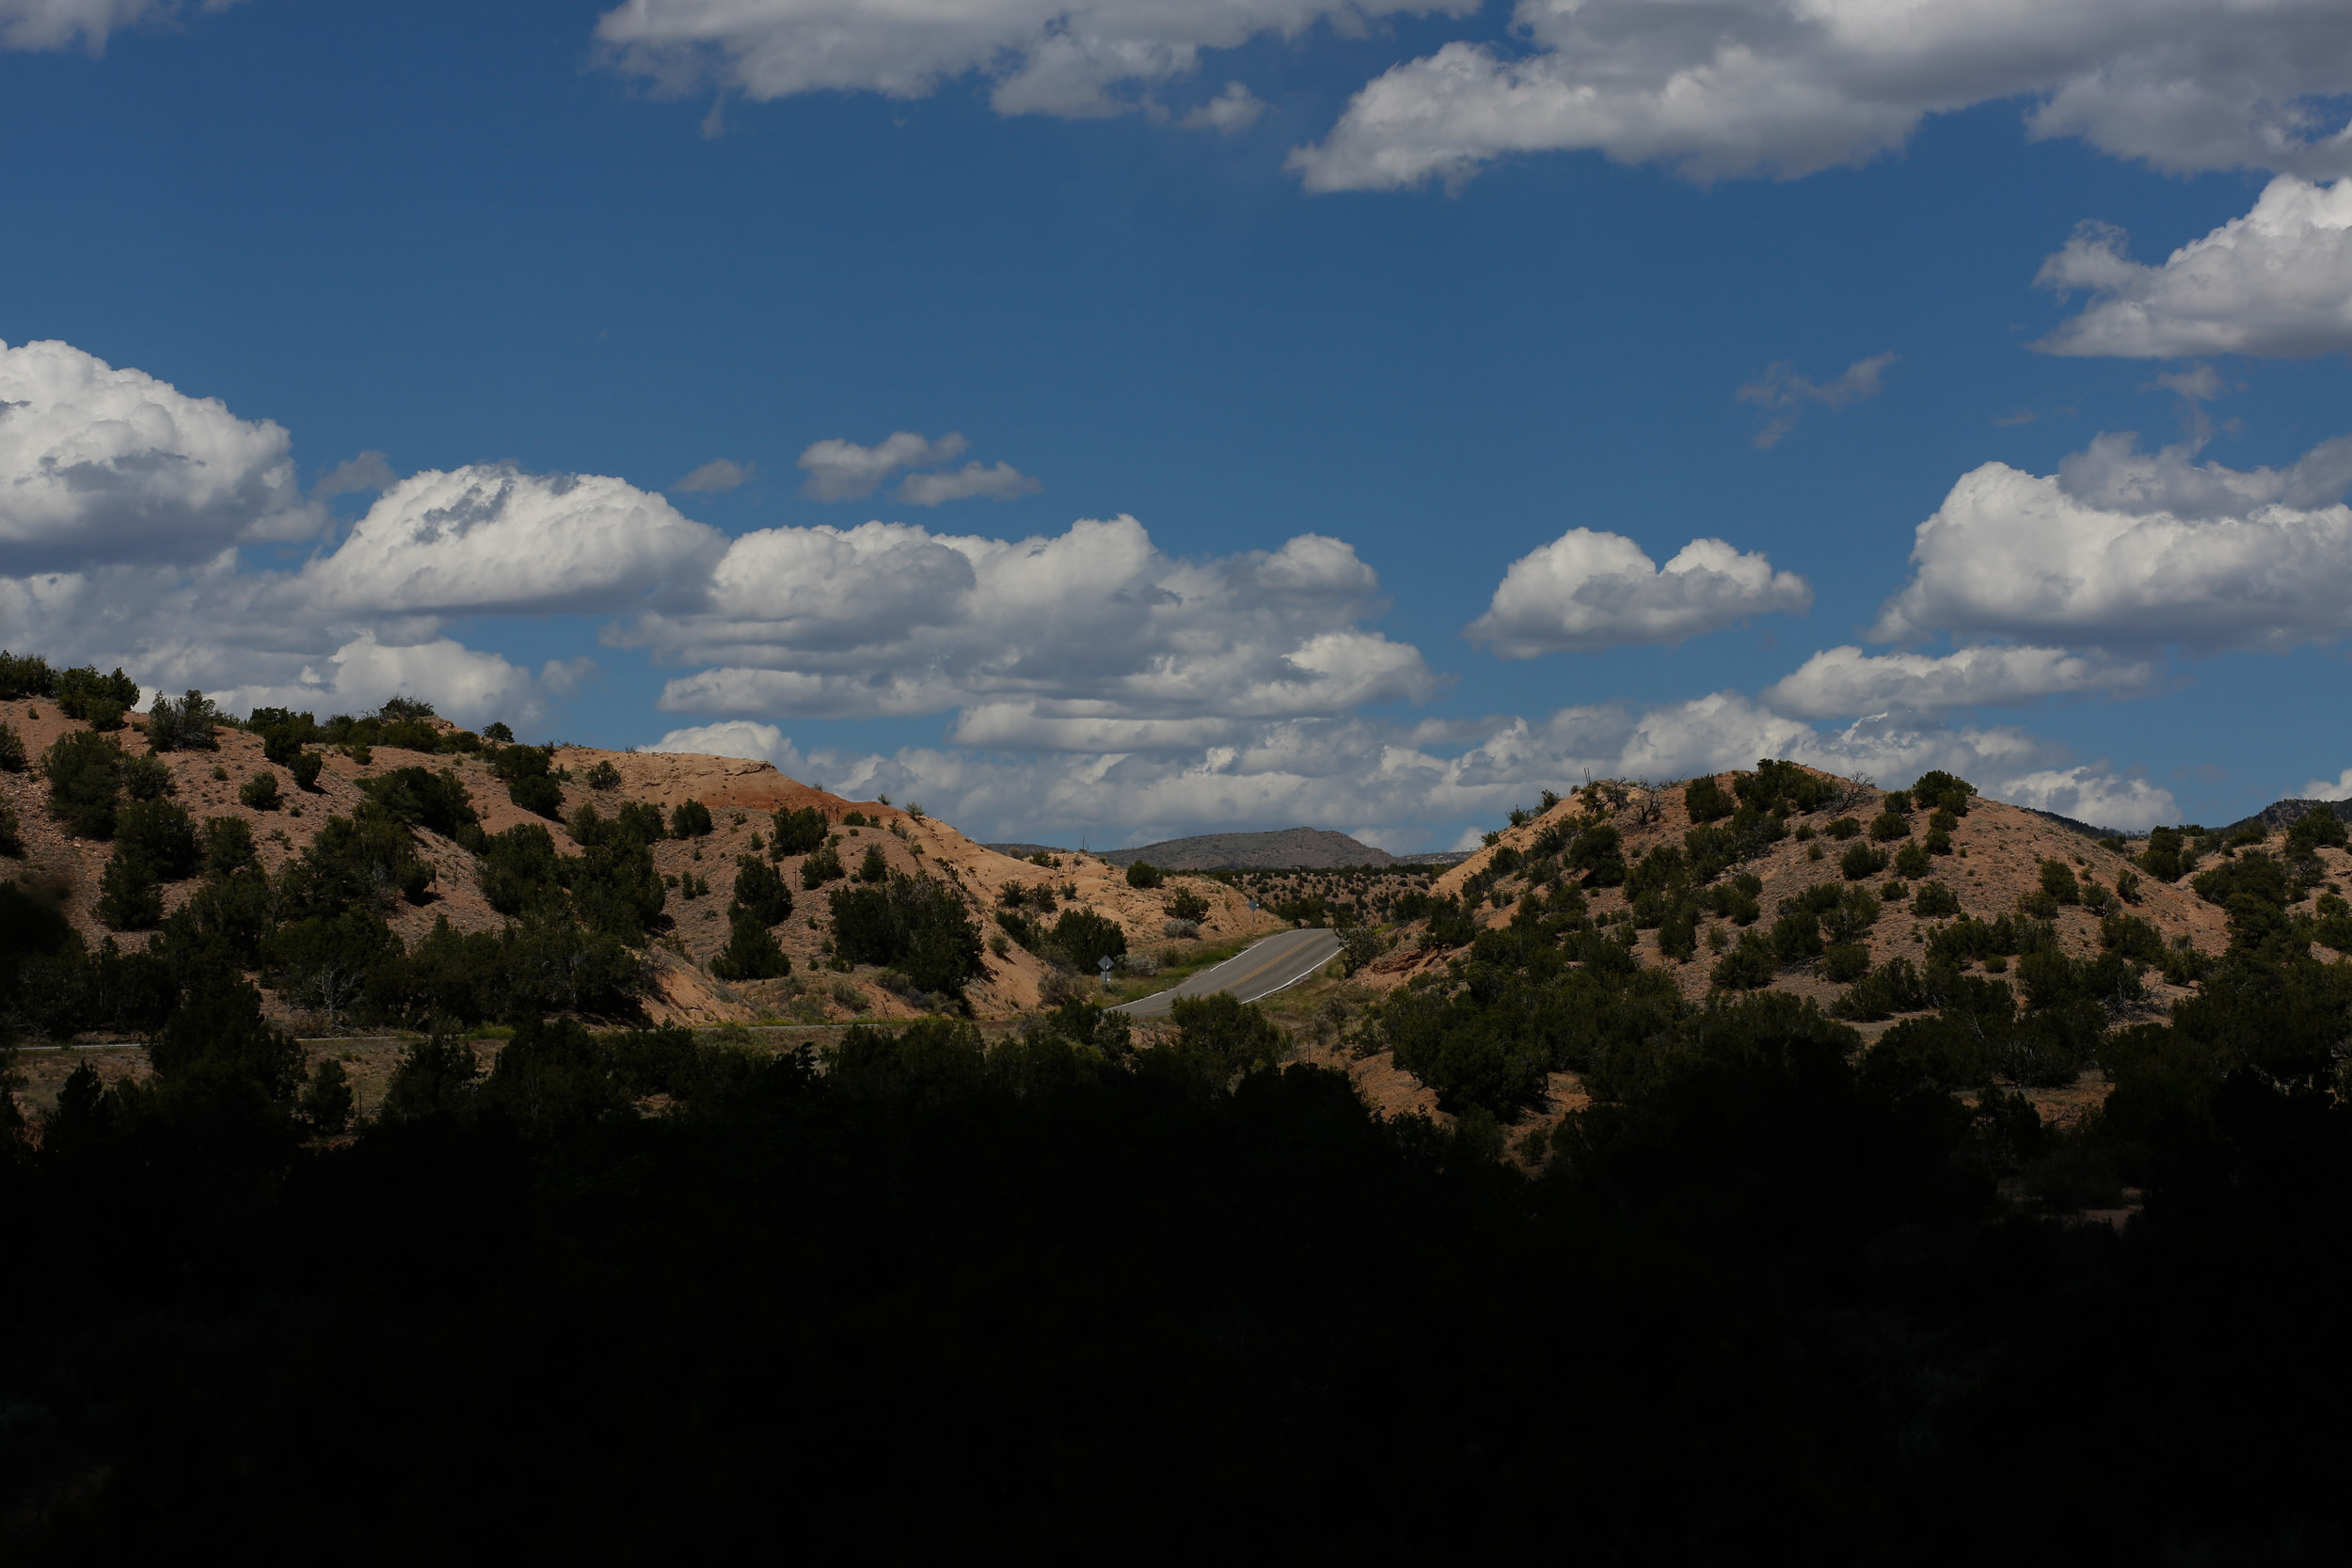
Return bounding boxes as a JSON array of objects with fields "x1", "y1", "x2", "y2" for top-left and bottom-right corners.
[{"x1": 1113, "y1": 927, "x2": 1343, "y2": 1018}]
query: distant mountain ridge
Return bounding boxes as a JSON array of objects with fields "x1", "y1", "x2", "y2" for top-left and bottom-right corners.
[
  {"x1": 2227, "y1": 798, "x2": 2352, "y2": 835},
  {"x1": 986, "y1": 826, "x2": 1446, "y2": 870}
]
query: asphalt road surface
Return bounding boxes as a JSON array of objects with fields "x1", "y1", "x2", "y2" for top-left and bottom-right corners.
[{"x1": 1113, "y1": 927, "x2": 1343, "y2": 1019}]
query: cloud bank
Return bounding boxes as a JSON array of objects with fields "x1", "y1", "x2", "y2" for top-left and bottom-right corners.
[
  {"x1": 1290, "y1": 0, "x2": 2352, "y2": 191},
  {"x1": 593, "y1": 0, "x2": 1470, "y2": 119},
  {"x1": 1762, "y1": 644, "x2": 2153, "y2": 719}
]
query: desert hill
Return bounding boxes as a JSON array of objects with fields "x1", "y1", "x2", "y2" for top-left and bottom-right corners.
[
  {"x1": 1357, "y1": 766, "x2": 2265, "y2": 1022},
  {"x1": 0, "y1": 699, "x2": 1254, "y2": 1030}
]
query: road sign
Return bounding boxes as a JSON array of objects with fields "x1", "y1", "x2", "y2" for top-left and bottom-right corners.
[{"x1": 1097, "y1": 957, "x2": 1113, "y2": 973}]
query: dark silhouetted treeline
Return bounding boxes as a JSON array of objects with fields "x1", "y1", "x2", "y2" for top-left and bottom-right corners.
[{"x1": 2, "y1": 946, "x2": 2347, "y2": 1559}]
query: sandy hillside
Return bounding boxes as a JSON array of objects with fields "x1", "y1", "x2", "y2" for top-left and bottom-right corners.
[
  {"x1": 0, "y1": 701, "x2": 1250, "y2": 1028},
  {"x1": 1354, "y1": 767, "x2": 2273, "y2": 1021}
]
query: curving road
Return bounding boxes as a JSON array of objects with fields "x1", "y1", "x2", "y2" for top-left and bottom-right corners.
[{"x1": 1113, "y1": 927, "x2": 1343, "y2": 1018}]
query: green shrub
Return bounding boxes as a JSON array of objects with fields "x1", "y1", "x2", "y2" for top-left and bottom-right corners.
[
  {"x1": 585, "y1": 759, "x2": 622, "y2": 790},
  {"x1": 710, "y1": 904, "x2": 792, "y2": 981},
  {"x1": 2287, "y1": 807, "x2": 2348, "y2": 852},
  {"x1": 239, "y1": 770, "x2": 282, "y2": 810},
  {"x1": 722, "y1": 857, "x2": 787, "y2": 926},
  {"x1": 1044, "y1": 907, "x2": 1128, "y2": 973},
  {"x1": 2039, "y1": 859, "x2": 2082, "y2": 905},
  {"x1": 771, "y1": 806, "x2": 827, "y2": 855},
  {"x1": 480, "y1": 823, "x2": 567, "y2": 916},
  {"x1": 1164, "y1": 993, "x2": 1290, "y2": 1091},
  {"x1": 858, "y1": 845, "x2": 888, "y2": 883},
  {"x1": 801, "y1": 843, "x2": 845, "y2": 889},
  {"x1": 1710, "y1": 930, "x2": 1776, "y2": 990},
  {"x1": 42, "y1": 729, "x2": 127, "y2": 838},
  {"x1": 1832, "y1": 957, "x2": 1930, "y2": 1021},
  {"x1": 121, "y1": 752, "x2": 173, "y2": 801},
  {"x1": 0, "y1": 799, "x2": 20, "y2": 858},
  {"x1": 1125, "y1": 861, "x2": 1165, "y2": 888},
  {"x1": 1684, "y1": 773, "x2": 1733, "y2": 823},
  {"x1": 1825, "y1": 816, "x2": 1861, "y2": 840},
  {"x1": 359, "y1": 767, "x2": 478, "y2": 838},
  {"x1": 1839, "y1": 842, "x2": 1888, "y2": 880},
  {"x1": 0, "y1": 721, "x2": 24, "y2": 772},
  {"x1": 1894, "y1": 841, "x2": 1931, "y2": 879},
  {"x1": 1914, "y1": 879, "x2": 1962, "y2": 917},
  {"x1": 97, "y1": 844, "x2": 165, "y2": 930},
  {"x1": 509, "y1": 773, "x2": 563, "y2": 819},
  {"x1": 1658, "y1": 904, "x2": 1699, "y2": 960},
  {"x1": 117, "y1": 798, "x2": 200, "y2": 881},
  {"x1": 2138, "y1": 825, "x2": 2188, "y2": 882},
  {"x1": 1910, "y1": 769, "x2": 1976, "y2": 816},
  {"x1": 828, "y1": 874, "x2": 986, "y2": 997},
  {"x1": 300, "y1": 1058, "x2": 356, "y2": 1135},
  {"x1": 1820, "y1": 942, "x2": 1870, "y2": 983},
  {"x1": 281, "y1": 808, "x2": 431, "y2": 920},
  {"x1": 1770, "y1": 908, "x2": 1822, "y2": 964},
  {"x1": 1569, "y1": 822, "x2": 1626, "y2": 887},
  {"x1": 202, "y1": 816, "x2": 258, "y2": 879},
  {"x1": 1869, "y1": 810, "x2": 1909, "y2": 842},
  {"x1": 143, "y1": 689, "x2": 221, "y2": 752},
  {"x1": 56, "y1": 664, "x2": 139, "y2": 722},
  {"x1": 289, "y1": 752, "x2": 324, "y2": 792},
  {"x1": 1166, "y1": 886, "x2": 1211, "y2": 923},
  {"x1": 670, "y1": 800, "x2": 714, "y2": 839},
  {"x1": 1820, "y1": 885, "x2": 1881, "y2": 944},
  {"x1": 0, "y1": 650, "x2": 57, "y2": 699},
  {"x1": 374, "y1": 1032, "x2": 484, "y2": 1122},
  {"x1": 1732, "y1": 758, "x2": 1836, "y2": 815}
]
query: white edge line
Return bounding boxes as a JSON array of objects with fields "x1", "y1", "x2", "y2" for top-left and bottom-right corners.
[
  {"x1": 1112, "y1": 930, "x2": 1334, "y2": 1014},
  {"x1": 1232, "y1": 933, "x2": 1343, "y2": 1004}
]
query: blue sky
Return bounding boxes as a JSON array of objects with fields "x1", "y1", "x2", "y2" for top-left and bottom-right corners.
[{"x1": 4, "y1": 0, "x2": 2351, "y2": 848}]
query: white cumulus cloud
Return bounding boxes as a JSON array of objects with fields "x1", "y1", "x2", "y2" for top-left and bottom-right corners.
[
  {"x1": 593, "y1": 0, "x2": 1466, "y2": 120},
  {"x1": 1469, "y1": 529, "x2": 1811, "y2": 657},
  {"x1": 1289, "y1": 0, "x2": 2352, "y2": 192},
  {"x1": 0, "y1": 337, "x2": 313, "y2": 566},
  {"x1": 2038, "y1": 177, "x2": 2352, "y2": 358},
  {"x1": 0, "y1": 0, "x2": 238, "y2": 53},
  {"x1": 645, "y1": 719, "x2": 801, "y2": 768},
  {"x1": 896, "y1": 460, "x2": 1042, "y2": 506},
  {"x1": 673, "y1": 456, "x2": 755, "y2": 493},
  {"x1": 288, "y1": 465, "x2": 726, "y2": 618},
  {"x1": 1993, "y1": 766, "x2": 2178, "y2": 832},
  {"x1": 2304, "y1": 768, "x2": 2352, "y2": 801},
  {"x1": 1761, "y1": 644, "x2": 2153, "y2": 719},
  {"x1": 626, "y1": 515, "x2": 1438, "y2": 746},
  {"x1": 797, "y1": 431, "x2": 967, "y2": 500},
  {"x1": 1873, "y1": 432, "x2": 2352, "y2": 650}
]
